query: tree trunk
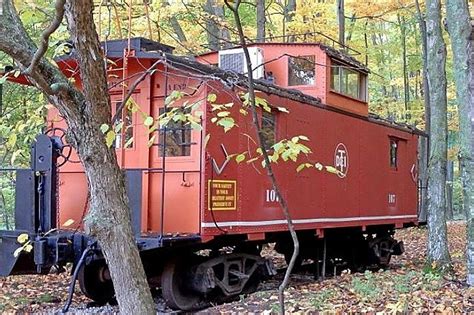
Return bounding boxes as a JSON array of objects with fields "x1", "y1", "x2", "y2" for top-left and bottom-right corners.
[
  {"x1": 0, "y1": 1, "x2": 155, "y2": 313},
  {"x1": 164, "y1": 1, "x2": 187, "y2": 43},
  {"x1": 283, "y1": 0, "x2": 296, "y2": 42},
  {"x1": 398, "y1": 14, "x2": 410, "y2": 121},
  {"x1": 425, "y1": 0, "x2": 451, "y2": 269},
  {"x1": 204, "y1": 0, "x2": 231, "y2": 50},
  {"x1": 337, "y1": 0, "x2": 345, "y2": 46},
  {"x1": 468, "y1": 20, "x2": 474, "y2": 285},
  {"x1": 415, "y1": 0, "x2": 430, "y2": 222},
  {"x1": 446, "y1": 0, "x2": 473, "y2": 283},
  {"x1": 256, "y1": 0, "x2": 266, "y2": 43}
]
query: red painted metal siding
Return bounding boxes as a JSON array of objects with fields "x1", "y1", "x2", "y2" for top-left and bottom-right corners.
[{"x1": 43, "y1": 47, "x2": 418, "y2": 241}]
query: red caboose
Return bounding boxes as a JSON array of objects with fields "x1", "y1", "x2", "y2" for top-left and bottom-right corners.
[{"x1": 0, "y1": 38, "x2": 425, "y2": 310}]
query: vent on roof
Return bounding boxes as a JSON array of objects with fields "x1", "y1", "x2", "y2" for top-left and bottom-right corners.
[{"x1": 218, "y1": 47, "x2": 264, "y2": 79}]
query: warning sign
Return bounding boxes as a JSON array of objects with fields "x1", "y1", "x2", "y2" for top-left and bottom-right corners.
[{"x1": 208, "y1": 180, "x2": 237, "y2": 211}]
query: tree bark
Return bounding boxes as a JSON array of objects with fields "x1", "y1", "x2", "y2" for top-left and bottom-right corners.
[
  {"x1": 283, "y1": 0, "x2": 296, "y2": 42},
  {"x1": 468, "y1": 18, "x2": 474, "y2": 286},
  {"x1": 425, "y1": 0, "x2": 451, "y2": 269},
  {"x1": 446, "y1": 0, "x2": 473, "y2": 283},
  {"x1": 204, "y1": 0, "x2": 231, "y2": 50},
  {"x1": 337, "y1": 0, "x2": 345, "y2": 46},
  {"x1": 256, "y1": 0, "x2": 266, "y2": 43},
  {"x1": 415, "y1": 0, "x2": 430, "y2": 222},
  {"x1": 163, "y1": 0, "x2": 187, "y2": 43},
  {"x1": 0, "y1": 1, "x2": 155, "y2": 313},
  {"x1": 398, "y1": 14, "x2": 410, "y2": 121}
]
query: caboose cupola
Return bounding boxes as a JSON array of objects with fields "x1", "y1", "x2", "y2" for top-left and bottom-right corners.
[{"x1": 197, "y1": 42, "x2": 369, "y2": 116}]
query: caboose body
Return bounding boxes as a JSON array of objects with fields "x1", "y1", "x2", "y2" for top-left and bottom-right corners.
[{"x1": 0, "y1": 38, "x2": 425, "y2": 310}]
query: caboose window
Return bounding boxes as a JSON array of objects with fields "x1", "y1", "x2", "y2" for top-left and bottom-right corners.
[
  {"x1": 261, "y1": 111, "x2": 276, "y2": 150},
  {"x1": 158, "y1": 107, "x2": 192, "y2": 157},
  {"x1": 390, "y1": 140, "x2": 398, "y2": 169},
  {"x1": 288, "y1": 55, "x2": 315, "y2": 86},
  {"x1": 330, "y1": 62, "x2": 367, "y2": 101},
  {"x1": 113, "y1": 101, "x2": 134, "y2": 149}
]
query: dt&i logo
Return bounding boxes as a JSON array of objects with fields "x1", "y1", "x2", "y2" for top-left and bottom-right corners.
[{"x1": 334, "y1": 143, "x2": 349, "y2": 178}]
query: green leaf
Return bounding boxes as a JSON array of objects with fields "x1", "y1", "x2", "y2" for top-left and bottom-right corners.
[
  {"x1": 144, "y1": 116, "x2": 154, "y2": 127},
  {"x1": 246, "y1": 156, "x2": 259, "y2": 164},
  {"x1": 325, "y1": 166, "x2": 339, "y2": 175},
  {"x1": 7, "y1": 133, "x2": 17, "y2": 148},
  {"x1": 203, "y1": 134, "x2": 211, "y2": 148},
  {"x1": 297, "y1": 164, "x2": 306, "y2": 173},
  {"x1": 105, "y1": 130, "x2": 116, "y2": 148},
  {"x1": 114, "y1": 122, "x2": 124, "y2": 133},
  {"x1": 299, "y1": 135, "x2": 309, "y2": 141},
  {"x1": 217, "y1": 117, "x2": 235, "y2": 132},
  {"x1": 147, "y1": 135, "x2": 156, "y2": 147},
  {"x1": 239, "y1": 108, "x2": 248, "y2": 116},
  {"x1": 100, "y1": 124, "x2": 110, "y2": 134},
  {"x1": 315, "y1": 162, "x2": 324, "y2": 171},
  {"x1": 124, "y1": 137, "x2": 134, "y2": 148},
  {"x1": 261, "y1": 159, "x2": 267, "y2": 168},
  {"x1": 207, "y1": 93, "x2": 217, "y2": 102},
  {"x1": 217, "y1": 111, "x2": 230, "y2": 117},
  {"x1": 10, "y1": 149, "x2": 22, "y2": 165},
  {"x1": 236, "y1": 153, "x2": 246, "y2": 164}
]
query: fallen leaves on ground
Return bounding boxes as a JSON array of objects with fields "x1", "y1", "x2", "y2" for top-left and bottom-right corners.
[
  {"x1": 210, "y1": 221, "x2": 473, "y2": 313},
  {"x1": 0, "y1": 222, "x2": 472, "y2": 313}
]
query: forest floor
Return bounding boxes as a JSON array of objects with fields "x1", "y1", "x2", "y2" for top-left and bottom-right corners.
[{"x1": 0, "y1": 221, "x2": 472, "y2": 313}]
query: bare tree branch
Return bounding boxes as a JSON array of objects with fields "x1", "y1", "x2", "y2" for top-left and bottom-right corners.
[
  {"x1": 224, "y1": 1, "x2": 299, "y2": 314},
  {"x1": 111, "y1": 59, "x2": 162, "y2": 124},
  {"x1": 25, "y1": 0, "x2": 66, "y2": 75}
]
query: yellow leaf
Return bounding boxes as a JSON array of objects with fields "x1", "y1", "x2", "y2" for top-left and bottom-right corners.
[
  {"x1": 24, "y1": 244, "x2": 33, "y2": 253},
  {"x1": 315, "y1": 163, "x2": 323, "y2": 171},
  {"x1": 105, "y1": 130, "x2": 116, "y2": 148},
  {"x1": 16, "y1": 233, "x2": 29, "y2": 244},
  {"x1": 63, "y1": 219, "x2": 75, "y2": 227},
  {"x1": 13, "y1": 247, "x2": 23, "y2": 258}
]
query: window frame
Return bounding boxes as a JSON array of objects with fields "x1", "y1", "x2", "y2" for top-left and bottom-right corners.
[
  {"x1": 389, "y1": 138, "x2": 399, "y2": 170},
  {"x1": 157, "y1": 106, "x2": 193, "y2": 157},
  {"x1": 330, "y1": 61, "x2": 367, "y2": 101},
  {"x1": 287, "y1": 55, "x2": 316, "y2": 87}
]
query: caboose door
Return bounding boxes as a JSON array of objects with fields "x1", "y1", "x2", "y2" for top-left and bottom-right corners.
[{"x1": 144, "y1": 98, "x2": 202, "y2": 236}]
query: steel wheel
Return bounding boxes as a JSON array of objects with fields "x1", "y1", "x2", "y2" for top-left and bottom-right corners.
[
  {"x1": 161, "y1": 258, "x2": 202, "y2": 311},
  {"x1": 78, "y1": 259, "x2": 114, "y2": 304}
]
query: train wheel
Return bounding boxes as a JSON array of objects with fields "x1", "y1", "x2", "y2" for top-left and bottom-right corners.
[
  {"x1": 161, "y1": 258, "x2": 203, "y2": 311},
  {"x1": 78, "y1": 259, "x2": 114, "y2": 304}
]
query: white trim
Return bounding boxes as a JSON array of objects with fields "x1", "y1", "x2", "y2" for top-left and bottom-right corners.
[{"x1": 201, "y1": 215, "x2": 418, "y2": 228}]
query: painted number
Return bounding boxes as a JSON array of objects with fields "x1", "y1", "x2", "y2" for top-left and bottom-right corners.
[
  {"x1": 266, "y1": 189, "x2": 279, "y2": 202},
  {"x1": 388, "y1": 193, "x2": 396, "y2": 204}
]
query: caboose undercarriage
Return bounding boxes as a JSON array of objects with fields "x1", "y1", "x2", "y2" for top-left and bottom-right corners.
[{"x1": 0, "y1": 132, "x2": 408, "y2": 311}]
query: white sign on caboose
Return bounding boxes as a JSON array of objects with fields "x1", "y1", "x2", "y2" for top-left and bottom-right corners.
[{"x1": 334, "y1": 143, "x2": 349, "y2": 178}]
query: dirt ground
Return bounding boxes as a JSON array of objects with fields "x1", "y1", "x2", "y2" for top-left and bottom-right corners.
[{"x1": 0, "y1": 221, "x2": 472, "y2": 313}]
